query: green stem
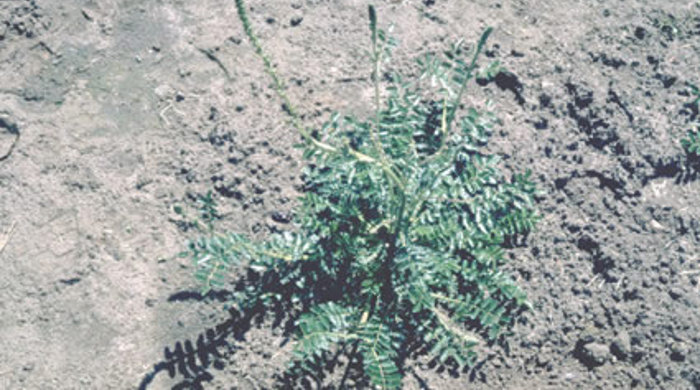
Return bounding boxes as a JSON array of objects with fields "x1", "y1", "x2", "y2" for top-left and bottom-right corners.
[
  {"x1": 369, "y1": 6, "x2": 386, "y2": 161},
  {"x1": 368, "y1": 6, "x2": 405, "y2": 191},
  {"x1": 445, "y1": 27, "x2": 493, "y2": 130},
  {"x1": 408, "y1": 29, "x2": 492, "y2": 227},
  {"x1": 379, "y1": 190, "x2": 406, "y2": 308},
  {"x1": 236, "y1": 0, "x2": 385, "y2": 167}
]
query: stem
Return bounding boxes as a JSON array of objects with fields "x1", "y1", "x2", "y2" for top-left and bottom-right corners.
[
  {"x1": 236, "y1": 0, "x2": 384, "y2": 167},
  {"x1": 407, "y1": 30, "x2": 493, "y2": 228},
  {"x1": 379, "y1": 191, "x2": 407, "y2": 308},
  {"x1": 235, "y1": 0, "x2": 341, "y2": 155},
  {"x1": 368, "y1": 5, "x2": 405, "y2": 191},
  {"x1": 369, "y1": 6, "x2": 386, "y2": 160},
  {"x1": 445, "y1": 27, "x2": 493, "y2": 131}
]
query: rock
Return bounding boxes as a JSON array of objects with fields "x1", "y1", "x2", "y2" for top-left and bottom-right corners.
[
  {"x1": 577, "y1": 342, "x2": 610, "y2": 368},
  {"x1": 290, "y1": 16, "x2": 303, "y2": 26},
  {"x1": 668, "y1": 288, "x2": 683, "y2": 300},
  {"x1": 670, "y1": 342, "x2": 687, "y2": 362},
  {"x1": 578, "y1": 326, "x2": 598, "y2": 344},
  {"x1": 649, "y1": 219, "x2": 668, "y2": 232},
  {"x1": 271, "y1": 211, "x2": 292, "y2": 224},
  {"x1": 611, "y1": 331, "x2": 631, "y2": 360}
]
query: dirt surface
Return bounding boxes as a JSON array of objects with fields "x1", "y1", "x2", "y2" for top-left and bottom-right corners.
[{"x1": 1, "y1": 0, "x2": 699, "y2": 389}]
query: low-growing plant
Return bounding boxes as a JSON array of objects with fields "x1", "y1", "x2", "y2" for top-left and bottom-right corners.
[
  {"x1": 682, "y1": 127, "x2": 700, "y2": 158},
  {"x1": 184, "y1": 1, "x2": 539, "y2": 387},
  {"x1": 687, "y1": 82, "x2": 700, "y2": 108},
  {"x1": 173, "y1": 190, "x2": 221, "y2": 233}
]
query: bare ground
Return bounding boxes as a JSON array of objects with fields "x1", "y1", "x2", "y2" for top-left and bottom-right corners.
[{"x1": 1, "y1": 0, "x2": 699, "y2": 389}]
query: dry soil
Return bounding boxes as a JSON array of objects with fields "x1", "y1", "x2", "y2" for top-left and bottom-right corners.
[{"x1": 1, "y1": 0, "x2": 699, "y2": 389}]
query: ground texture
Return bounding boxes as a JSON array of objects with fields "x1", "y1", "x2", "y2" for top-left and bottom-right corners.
[{"x1": 1, "y1": 0, "x2": 699, "y2": 389}]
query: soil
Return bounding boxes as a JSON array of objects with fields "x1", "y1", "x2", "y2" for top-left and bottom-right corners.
[{"x1": 1, "y1": 0, "x2": 699, "y2": 389}]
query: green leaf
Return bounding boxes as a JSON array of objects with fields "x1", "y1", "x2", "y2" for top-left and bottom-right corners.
[
  {"x1": 358, "y1": 319, "x2": 402, "y2": 389},
  {"x1": 294, "y1": 303, "x2": 358, "y2": 360}
]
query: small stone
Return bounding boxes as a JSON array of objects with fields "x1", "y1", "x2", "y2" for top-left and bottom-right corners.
[
  {"x1": 578, "y1": 343, "x2": 609, "y2": 368},
  {"x1": 634, "y1": 27, "x2": 646, "y2": 39},
  {"x1": 154, "y1": 84, "x2": 174, "y2": 99},
  {"x1": 670, "y1": 342, "x2": 687, "y2": 362},
  {"x1": 290, "y1": 16, "x2": 303, "y2": 26},
  {"x1": 649, "y1": 219, "x2": 667, "y2": 232},
  {"x1": 81, "y1": 9, "x2": 94, "y2": 21},
  {"x1": 271, "y1": 211, "x2": 292, "y2": 224},
  {"x1": 611, "y1": 331, "x2": 631, "y2": 360},
  {"x1": 578, "y1": 327, "x2": 598, "y2": 344},
  {"x1": 668, "y1": 288, "x2": 683, "y2": 300}
]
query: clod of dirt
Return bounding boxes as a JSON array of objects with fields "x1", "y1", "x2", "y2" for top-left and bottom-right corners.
[
  {"x1": 576, "y1": 342, "x2": 611, "y2": 368},
  {"x1": 0, "y1": 0, "x2": 49, "y2": 41},
  {"x1": 478, "y1": 71, "x2": 526, "y2": 105},
  {"x1": 270, "y1": 211, "x2": 292, "y2": 224},
  {"x1": 610, "y1": 331, "x2": 632, "y2": 360},
  {"x1": 577, "y1": 234, "x2": 600, "y2": 253},
  {"x1": 290, "y1": 16, "x2": 303, "y2": 27},
  {"x1": 670, "y1": 342, "x2": 688, "y2": 362},
  {"x1": 635, "y1": 26, "x2": 648, "y2": 39}
]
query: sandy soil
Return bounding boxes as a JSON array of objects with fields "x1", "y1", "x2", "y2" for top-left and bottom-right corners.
[{"x1": 1, "y1": 0, "x2": 699, "y2": 389}]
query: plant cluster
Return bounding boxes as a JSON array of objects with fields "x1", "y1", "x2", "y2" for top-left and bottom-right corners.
[
  {"x1": 682, "y1": 127, "x2": 700, "y2": 159},
  {"x1": 184, "y1": 1, "x2": 539, "y2": 388},
  {"x1": 173, "y1": 190, "x2": 221, "y2": 233}
]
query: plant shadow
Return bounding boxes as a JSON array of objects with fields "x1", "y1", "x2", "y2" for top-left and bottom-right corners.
[{"x1": 136, "y1": 284, "x2": 369, "y2": 390}]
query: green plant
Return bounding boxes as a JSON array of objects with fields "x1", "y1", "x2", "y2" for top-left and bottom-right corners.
[
  {"x1": 687, "y1": 83, "x2": 700, "y2": 107},
  {"x1": 682, "y1": 128, "x2": 700, "y2": 158},
  {"x1": 173, "y1": 190, "x2": 221, "y2": 233},
  {"x1": 185, "y1": 1, "x2": 539, "y2": 388}
]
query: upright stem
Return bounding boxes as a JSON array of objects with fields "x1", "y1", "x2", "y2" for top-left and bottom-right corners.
[
  {"x1": 236, "y1": 0, "x2": 386, "y2": 166},
  {"x1": 379, "y1": 191, "x2": 406, "y2": 309},
  {"x1": 368, "y1": 6, "x2": 404, "y2": 190},
  {"x1": 445, "y1": 27, "x2": 493, "y2": 131},
  {"x1": 368, "y1": 5, "x2": 386, "y2": 161}
]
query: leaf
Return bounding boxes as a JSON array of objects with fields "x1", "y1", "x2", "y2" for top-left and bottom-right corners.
[
  {"x1": 294, "y1": 303, "x2": 359, "y2": 360},
  {"x1": 358, "y1": 319, "x2": 402, "y2": 389}
]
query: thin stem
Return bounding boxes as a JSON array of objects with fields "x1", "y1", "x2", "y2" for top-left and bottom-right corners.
[
  {"x1": 445, "y1": 28, "x2": 493, "y2": 131},
  {"x1": 236, "y1": 0, "x2": 381, "y2": 166},
  {"x1": 379, "y1": 191, "x2": 406, "y2": 308},
  {"x1": 371, "y1": 29, "x2": 386, "y2": 159},
  {"x1": 408, "y1": 29, "x2": 493, "y2": 226},
  {"x1": 368, "y1": 6, "x2": 405, "y2": 191},
  {"x1": 368, "y1": 6, "x2": 386, "y2": 160}
]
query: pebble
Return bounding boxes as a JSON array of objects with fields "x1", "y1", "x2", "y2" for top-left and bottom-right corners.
[
  {"x1": 668, "y1": 288, "x2": 683, "y2": 300},
  {"x1": 611, "y1": 331, "x2": 631, "y2": 360},
  {"x1": 582, "y1": 343, "x2": 610, "y2": 367},
  {"x1": 670, "y1": 342, "x2": 687, "y2": 362},
  {"x1": 290, "y1": 16, "x2": 303, "y2": 26}
]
